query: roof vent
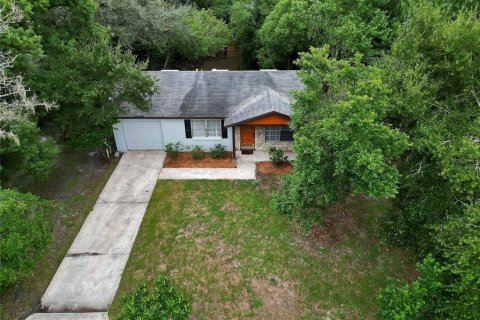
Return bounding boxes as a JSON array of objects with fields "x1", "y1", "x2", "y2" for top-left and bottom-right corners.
[{"x1": 212, "y1": 69, "x2": 229, "y2": 71}]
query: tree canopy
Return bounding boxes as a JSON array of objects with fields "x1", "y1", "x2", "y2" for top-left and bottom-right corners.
[
  {"x1": 257, "y1": 0, "x2": 394, "y2": 68},
  {"x1": 98, "y1": 0, "x2": 231, "y2": 68},
  {"x1": 272, "y1": 1, "x2": 479, "y2": 318}
]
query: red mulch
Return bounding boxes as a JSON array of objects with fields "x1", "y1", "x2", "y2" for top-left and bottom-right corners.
[
  {"x1": 256, "y1": 161, "x2": 293, "y2": 175},
  {"x1": 164, "y1": 152, "x2": 236, "y2": 168}
]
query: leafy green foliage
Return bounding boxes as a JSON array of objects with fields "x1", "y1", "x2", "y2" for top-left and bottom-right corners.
[
  {"x1": 275, "y1": 47, "x2": 408, "y2": 215},
  {"x1": 166, "y1": 142, "x2": 183, "y2": 160},
  {"x1": 257, "y1": 0, "x2": 394, "y2": 68},
  {"x1": 209, "y1": 143, "x2": 227, "y2": 159},
  {"x1": 0, "y1": 121, "x2": 60, "y2": 180},
  {"x1": 98, "y1": 0, "x2": 231, "y2": 67},
  {"x1": 0, "y1": 188, "x2": 52, "y2": 291},
  {"x1": 192, "y1": 0, "x2": 234, "y2": 21},
  {"x1": 114, "y1": 275, "x2": 190, "y2": 320},
  {"x1": 377, "y1": 255, "x2": 443, "y2": 320},
  {"x1": 1, "y1": 0, "x2": 156, "y2": 150},
  {"x1": 268, "y1": 146, "x2": 288, "y2": 165},
  {"x1": 435, "y1": 203, "x2": 480, "y2": 319},
  {"x1": 191, "y1": 145, "x2": 205, "y2": 160},
  {"x1": 380, "y1": 0, "x2": 480, "y2": 251},
  {"x1": 180, "y1": 9, "x2": 232, "y2": 60},
  {"x1": 229, "y1": 0, "x2": 278, "y2": 65},
  {"x1": 35, "y1": 42, "x2": 154, "y2": 150}
]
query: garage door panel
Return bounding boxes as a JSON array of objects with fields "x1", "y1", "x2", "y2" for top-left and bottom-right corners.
[{"x1": 123, "y1": 120, "x2": 164, "y2": 150}]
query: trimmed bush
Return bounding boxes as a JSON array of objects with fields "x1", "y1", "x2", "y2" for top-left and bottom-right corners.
[
  {"x1": 114, "y1": 275, "x2": 190, "y2": 320},
  {"x1": 191, "y1": 145, "x2": 205, "y2": 160},
  {"x1": 210, "y1": 144, "x2": 227, "y2": 159},
  {"x1": 268, "y1": 146, "x2": 288, "y2": 165},
  {"x1": 0, "y1": 189, "x2": 52, "y2": 291},
  {"x1": 165, "y1": 142, "x2": 182, "y2": 160}
]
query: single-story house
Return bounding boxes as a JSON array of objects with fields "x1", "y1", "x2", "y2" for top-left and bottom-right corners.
[{"x1": 113, "y1": 70, "x2": 303, "y2": 156}]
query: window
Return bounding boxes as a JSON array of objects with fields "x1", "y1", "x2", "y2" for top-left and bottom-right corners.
[
  {"x1": 265, "y1": 126, "x2": 281, "y2": 142},
  {"x1": 266, "y1": 125, "x2": 293, "y2": 142},
  {"x1": 191, "y1": 119, "x2": 222, "y2": 138}
]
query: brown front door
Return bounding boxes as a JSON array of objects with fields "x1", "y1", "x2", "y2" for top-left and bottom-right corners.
[{"x1": 240, "y1": 125, "x2": 255, "y2": 147}]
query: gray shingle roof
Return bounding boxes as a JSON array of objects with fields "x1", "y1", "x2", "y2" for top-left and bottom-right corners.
[{"x1": 121, "y1": 70, "x2": 303, "y2": 124}]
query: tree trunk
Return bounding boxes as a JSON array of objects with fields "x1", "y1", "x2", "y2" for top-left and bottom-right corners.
[{"x1": 163, "y1": 53, "x2": 170, "y2": 70}]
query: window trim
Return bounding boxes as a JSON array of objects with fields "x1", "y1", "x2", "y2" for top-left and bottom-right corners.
[{"x1": 191, "y1": 119, "x2": 222, "y2": 139}]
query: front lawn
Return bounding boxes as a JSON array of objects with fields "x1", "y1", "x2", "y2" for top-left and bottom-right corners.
[{"x1": 111, "y1": 180, "x2": 415, "y2": 319}]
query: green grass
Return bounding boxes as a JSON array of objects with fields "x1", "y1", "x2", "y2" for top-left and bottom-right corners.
[
  {"x1": 111, "y1": 180, "x2": 415, "y2": 319},
  {"x1": 0, "y1": 151, "x2": 118, "y2": 320}
]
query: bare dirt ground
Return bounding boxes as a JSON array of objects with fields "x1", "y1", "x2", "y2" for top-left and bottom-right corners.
[{"x1": 256, "y1": 161, "x2": 293, "y2": 175}]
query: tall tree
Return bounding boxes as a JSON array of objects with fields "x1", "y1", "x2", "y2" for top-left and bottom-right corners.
[
  {"x1": 0, "y1": 3, "x2": 59, "y2": 180},
  {"x1": 257, "y1": 0, "x2": 394, "y2": 68},
  {"x1": 381, "y1": 0, "x2": 480, "y2": 251},
  {"x1": 1, "y1": 0, "x2": 156, "y2": 150},
  {"x1": 273, "y1": 46, "x2": 409, "y2": 216},
  {"x1": 98, "y1": 0, "x2": 231, "y2": 68},
  {"x1": 229, "y1": 0, "x2": 278, "y2": 66}
]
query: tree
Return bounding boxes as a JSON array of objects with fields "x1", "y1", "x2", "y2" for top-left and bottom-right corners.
[
  {"x1": 0, "y1": 3, "x2": 54, "y2": 143},
  {"x1": 435, "y1": 202, "x2": 480, "y2": 319},
  {"x1": 0, "y1": 2, "x2": 59, "y2": 179},
  {"x1": 377, "y1": 255, "x2": 443, "y2": 320},
  {"x1": 0, "y1": 188, "x2": 52, "y2": 291},
  {"x1": 273, "y1": 46, "x2": 409, "y2": 217},
  {"x1": 381, "y1": 0, "x2": 480, "y2": 250},
  {"x1": 98, "y1": 0, "x2": 231, "y2": 68},
  {"x1": 190, "y1": 0, "x2": 233, "y2": 21},
  {"x1": 257, "y1": 0, "x2": 394, "y2": 68},
  {"x1": 32, "y1": 42, "x2": 155, "y2": 149},
  {"x1": 229, "y1": 0, "x2": 278, "y2": 65},
  {"x1": 180, "y1": 9, "x2": 232, "y2": 61},
  {"x1": 255, "y1": 0, "x2": 310, "y2": 68},
  {"x1": 1, "y1": 0, "x2": 157, "y2": 150},
  {"x1": 1, "y1": 121, "x2": 59, "y2": 180}
]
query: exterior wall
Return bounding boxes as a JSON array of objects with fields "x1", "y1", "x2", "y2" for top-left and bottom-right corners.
[
  {"x1": 235, "y1": 125, "x2": 294, "y2": 151},
  {"x1": 113, "y1": 119, "x2": 233, "y2": 152},
  {"x1": 160, "y1": 119, "x2": 233, "y2": 151}
]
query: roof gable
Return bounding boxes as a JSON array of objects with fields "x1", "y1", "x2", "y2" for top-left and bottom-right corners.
[{"x1": 223, "y1": 88, "x2": 292, "y2": 126}]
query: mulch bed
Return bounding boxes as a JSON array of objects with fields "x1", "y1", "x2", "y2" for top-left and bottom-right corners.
[
  {"x1": 256, "y1": 161, "x2": 293, "y2": 175},
  {"x1": 164, "y1": 152, "x2": 237, "y2": 168}
]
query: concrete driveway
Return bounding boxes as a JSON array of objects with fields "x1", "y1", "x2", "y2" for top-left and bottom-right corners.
[{"x1": 28, "y1": 151, "x2": 165, "y2": 319}]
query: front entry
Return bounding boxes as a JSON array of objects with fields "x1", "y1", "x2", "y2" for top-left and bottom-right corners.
[{"x1": 240, "y1": 125, "x2": 255, "y2": 151}]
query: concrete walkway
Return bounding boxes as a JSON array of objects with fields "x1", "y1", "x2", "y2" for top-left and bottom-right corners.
[
  {"x1": 159, "y1": 162, "x2": 256, "y2": 180},
  {"x1": 27, "y1": 151, "x2": 165, "y2": 320}
]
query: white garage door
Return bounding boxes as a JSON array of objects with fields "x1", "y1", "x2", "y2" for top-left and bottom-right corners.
[{"x1": 122, "y1": 120, "x2": 164, "y2": 150}]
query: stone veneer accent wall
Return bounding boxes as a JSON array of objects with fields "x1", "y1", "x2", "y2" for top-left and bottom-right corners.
[{"x1": 235, "y1": 125, "x2": 294, "y2": 151}]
